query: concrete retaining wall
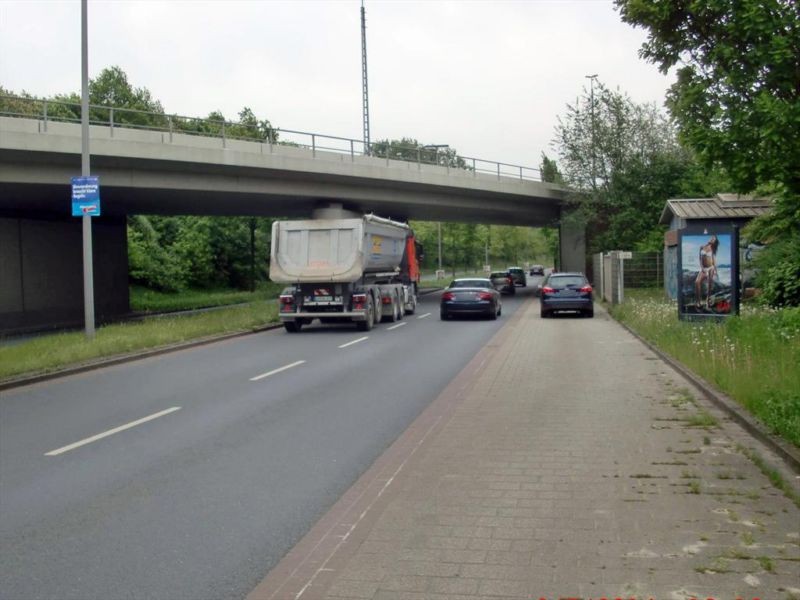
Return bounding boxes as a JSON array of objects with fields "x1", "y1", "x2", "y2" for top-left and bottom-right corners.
[{"x1": 0, "y1": 215, "x2": 129, "y2": 333}]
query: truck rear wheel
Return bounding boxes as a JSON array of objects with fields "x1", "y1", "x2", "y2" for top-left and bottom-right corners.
[
  {"x1": 386, "y1": 297, "x2": 399, "y2": 323},
  {"x1": 406, "y1": 293, "x2": 417, "y2": 315},
  {"x1": 356, "y1": 295, "x2": 375, "y2": 331}
]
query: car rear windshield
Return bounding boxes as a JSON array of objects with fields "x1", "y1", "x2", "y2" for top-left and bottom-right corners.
[
  {"x1": 508, "y1": 268, "x2": 523, "y2": 274},
  {"x1": 450, "y1": 279, "x2": 491, "y2": 289},
  {"x1": 490, "y1": 272, "x2": 509, "y2": 278},
  {"x1": 548, "y1": 275, "x2": 586, "y2": 288}
]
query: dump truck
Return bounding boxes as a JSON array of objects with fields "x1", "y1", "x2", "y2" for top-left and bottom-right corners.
[{"x1": 269, "y1": 207, "x2": 421, "y2": 333}]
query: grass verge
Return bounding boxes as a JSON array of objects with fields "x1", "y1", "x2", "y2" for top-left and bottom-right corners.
[
  {"x1": 0, "y1": 301, "x2": 279, "y2": 381},
  {"x1": 130, "y1": 284, "x2": 284, "y2": 313},
  {"x1": 609, "y1": 289, "x2": 800, "y2": 448},
  {"x1": 737, "y1": 444, "x2": 800, "y2": 509}
]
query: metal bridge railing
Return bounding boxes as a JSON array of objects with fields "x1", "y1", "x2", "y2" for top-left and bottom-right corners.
[{"x1": 0, "y1": 94, "x2": 542, "y2": 182}]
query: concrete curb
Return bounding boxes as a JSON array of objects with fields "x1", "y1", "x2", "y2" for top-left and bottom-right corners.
[
  {"x1": 613, "y1": 316, "x2": 800, "y2": 475},
  {"x1": 1, "y1": 288, "x2": 445, "y2": 392}
]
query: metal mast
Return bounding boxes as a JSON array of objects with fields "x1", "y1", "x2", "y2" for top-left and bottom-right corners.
[{"x1": 360, "y1": 1, "x2": 371, "y2": 152}]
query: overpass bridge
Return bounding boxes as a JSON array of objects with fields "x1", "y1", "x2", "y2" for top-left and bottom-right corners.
[{"x1": 0, "y1": 103, "x2": 584, "y2": 332}]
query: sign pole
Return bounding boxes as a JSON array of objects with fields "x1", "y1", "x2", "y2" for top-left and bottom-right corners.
[{"x1": 81, "y1": 0, "x2": 95, "y2": 339}]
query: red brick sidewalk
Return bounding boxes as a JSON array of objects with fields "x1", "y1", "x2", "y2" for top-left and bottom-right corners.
[{"x1": 249, "y1": 300, "x2": 800, "y2": 600}]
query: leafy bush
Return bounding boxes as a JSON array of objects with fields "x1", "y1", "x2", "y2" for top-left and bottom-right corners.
[
  {"x1": 127, "y1": 215, "x2": 273, "y2": 292},
  {"x1": 757, "y1": 237, "x2": 800, "y2": 308},
  {"x1": 127, "y1": 216, "x2": 184, "y2": 291}
]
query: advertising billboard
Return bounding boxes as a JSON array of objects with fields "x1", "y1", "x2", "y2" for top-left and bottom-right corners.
[{"x1": 677, "y1": 227, "x2": 739, "y2": 320}]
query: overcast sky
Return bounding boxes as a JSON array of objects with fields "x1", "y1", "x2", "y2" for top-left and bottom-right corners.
[{"x1": 1, "y1": 0, "x2": 674, "y2": 169}]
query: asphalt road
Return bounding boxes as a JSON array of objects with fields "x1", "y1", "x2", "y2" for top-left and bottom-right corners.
[{"x1": 0, "y1": 286, "x2": 535, "y2": 600}]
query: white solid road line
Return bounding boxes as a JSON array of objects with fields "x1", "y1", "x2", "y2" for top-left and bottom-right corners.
[
  {"x1": 45, "y1": 406, "x2": 182, "y2": 457},
  {"x1": 338, "y1": 336, "x2": 369, "y2": 348},
  {"x1": 417, "y1": 313, "x2": 431, "y2": 319},
  {"x1": 250, "y1": 360, "x2": 307, "y2": 382},
  {"x1": 387, "y1": 322, "x2": 407, "y2": 331}
]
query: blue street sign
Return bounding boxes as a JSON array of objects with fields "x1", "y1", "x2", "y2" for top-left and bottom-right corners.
[{"x1": 71, "y1": 176, "x2": 101, "y2": 217}]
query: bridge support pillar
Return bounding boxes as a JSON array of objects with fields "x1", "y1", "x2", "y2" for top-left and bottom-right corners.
[
  {"x1": 0, "y1": 215, "x2": 129, "y2": 334},
  {"x1": 558, "y1": 209, "x2": 586, "y2": 273}
]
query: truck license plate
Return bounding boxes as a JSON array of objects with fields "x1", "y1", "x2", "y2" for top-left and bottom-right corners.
[{"x1": 305, "y1": 295, "x2": 343, "y2": 304}]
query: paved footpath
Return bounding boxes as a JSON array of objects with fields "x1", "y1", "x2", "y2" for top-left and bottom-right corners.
[{"x1": 250, "y1": 299, "x2": 800, "y2": 600}]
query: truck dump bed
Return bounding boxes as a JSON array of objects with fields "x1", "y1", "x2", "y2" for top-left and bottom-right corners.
[{"x1": 270, "y1": 215, "x2": 410, "y2": 283}]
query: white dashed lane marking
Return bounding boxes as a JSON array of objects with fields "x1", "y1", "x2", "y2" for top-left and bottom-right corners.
[
  {"x1": 45, "y1": 407, "x2": 182, "y2": 456},
  {"x1": 250, "y1": 360, "x2": 306, "y2": 382}
]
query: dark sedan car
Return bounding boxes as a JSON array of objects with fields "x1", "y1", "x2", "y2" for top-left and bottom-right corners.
[
  {"x1": 529, "y1": 264, "x2": 545, "y2": 276},
  {"x1": 440, "y1": 278, "x2": 502, "y2": 320},
  {"x1": 489, "y1": 271, "x2": 515, "y2": 295},
  {"x1": 507, "y1": 267, "x2": 527, "y2": 287},
  {"x1": 540, "y1": 272, "x2": 594, "y2": 318}
]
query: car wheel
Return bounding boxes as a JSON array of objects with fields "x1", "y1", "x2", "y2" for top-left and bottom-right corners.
[
  {"x1": 440, "y1": 308, "x2": 448, "y2": 320},
  {"x1": 510, "y1": 287, "x2": 516, "y2": 295},
  {"x1": 498, "y1": 304, "x2": 502, "y2": 317},
  {"x1": 284, "y1": 320, "x2": 301, "y2": 333},
  {"x1": 585, "y1": 309, "x2": 594, "y2": 318},
  {"x1": 540, "y1": 309, "x2": 550, "y2": 319},
  {"x1": 489, "y1": 305, "x2": 498, "y2": 320}
]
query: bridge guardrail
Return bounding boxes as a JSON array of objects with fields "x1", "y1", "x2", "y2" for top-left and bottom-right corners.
[{"x1": 0, "y1": 94, "x2": 542, "y2": 182}]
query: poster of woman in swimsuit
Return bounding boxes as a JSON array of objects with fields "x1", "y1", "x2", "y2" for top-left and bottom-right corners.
[{"x1": 677, "y1": 228, "x2": 739, "y2": 320}]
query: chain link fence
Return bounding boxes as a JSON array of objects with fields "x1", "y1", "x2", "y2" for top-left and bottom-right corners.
[{"x1": 593, "y1": 251, "x2": 665, "y2": 305}]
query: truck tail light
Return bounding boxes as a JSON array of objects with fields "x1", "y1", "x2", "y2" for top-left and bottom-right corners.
[
  {"x1": 477, "y1": 292, "x2": 494, "y2": 300},
  {"x1": 382, "y1": 296, "x2": 392, "y2": 305},
  {"x1": 441, "y1": 292, "x2": 455, "y2": 301},
  {"x1": 507, "y1": 277, "x2": 513, "y2": 285},
  {"x1": 279, "y1": 295, "x2": 294, "y2": 312},
  {"x1": 352, "y1": 293, "x2": 367, "y2": 310}
]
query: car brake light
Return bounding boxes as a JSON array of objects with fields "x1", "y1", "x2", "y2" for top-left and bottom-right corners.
[
  {"x1": 507, "y1": 277, "x2": 513, "y2": 284},
  {"x1": 279, "y1": 295, "x2": 294, "y2": 304},
  {"x1": 477, "y1": 291, "x2": 494, "y2": 300},
  {"x1": 580, "y1": 285, "x2": 593, "y2": 293},
  {"x1": 541, "y1": 286, "x2": 555, "y2": 294},
  {"x1": 441, "y1": 292, "x2": 455, "y2": 301}
]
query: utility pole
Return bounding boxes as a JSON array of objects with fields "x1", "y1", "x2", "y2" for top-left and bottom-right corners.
[
  {"x1": 585, "y1": 74, "x2": 598, "y2": 192},
  {"x1": 360, "y1": 1, "x2": 371, "y2": 154},
  {"x1": 81, "y1": 0, "x2": 95, "y2": 339}
]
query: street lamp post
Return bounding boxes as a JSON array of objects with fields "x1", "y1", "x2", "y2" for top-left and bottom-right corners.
[
  {"x1": 437, "y1": 222, "x2": 442, "y2": 273},
  {"x1": 585, "y1": 74, "x2": 598, "y2": 192},
  {"x1": 81, "y1": 0, "x2": 95, "y2": 339}
]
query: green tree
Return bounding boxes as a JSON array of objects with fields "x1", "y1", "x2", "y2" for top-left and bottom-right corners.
[
  {"x1": 88, "y1": 65, "x2": 167, "y2": 127},
  {"x1": 616, "y1": 0, "x2": 800, "y2": 305},
  {"x1": 229, "y1": 107, "x2": 277, "y2": 142},
  {"x1": 127, "y1": 216, "x2": 185, "y2": 291},
  {"x1": 540, "y1": 153, "x2": 564, "y2": 184},
  {"x1": 552, "y1": 82, "x2": 718, "y2": 254}
]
